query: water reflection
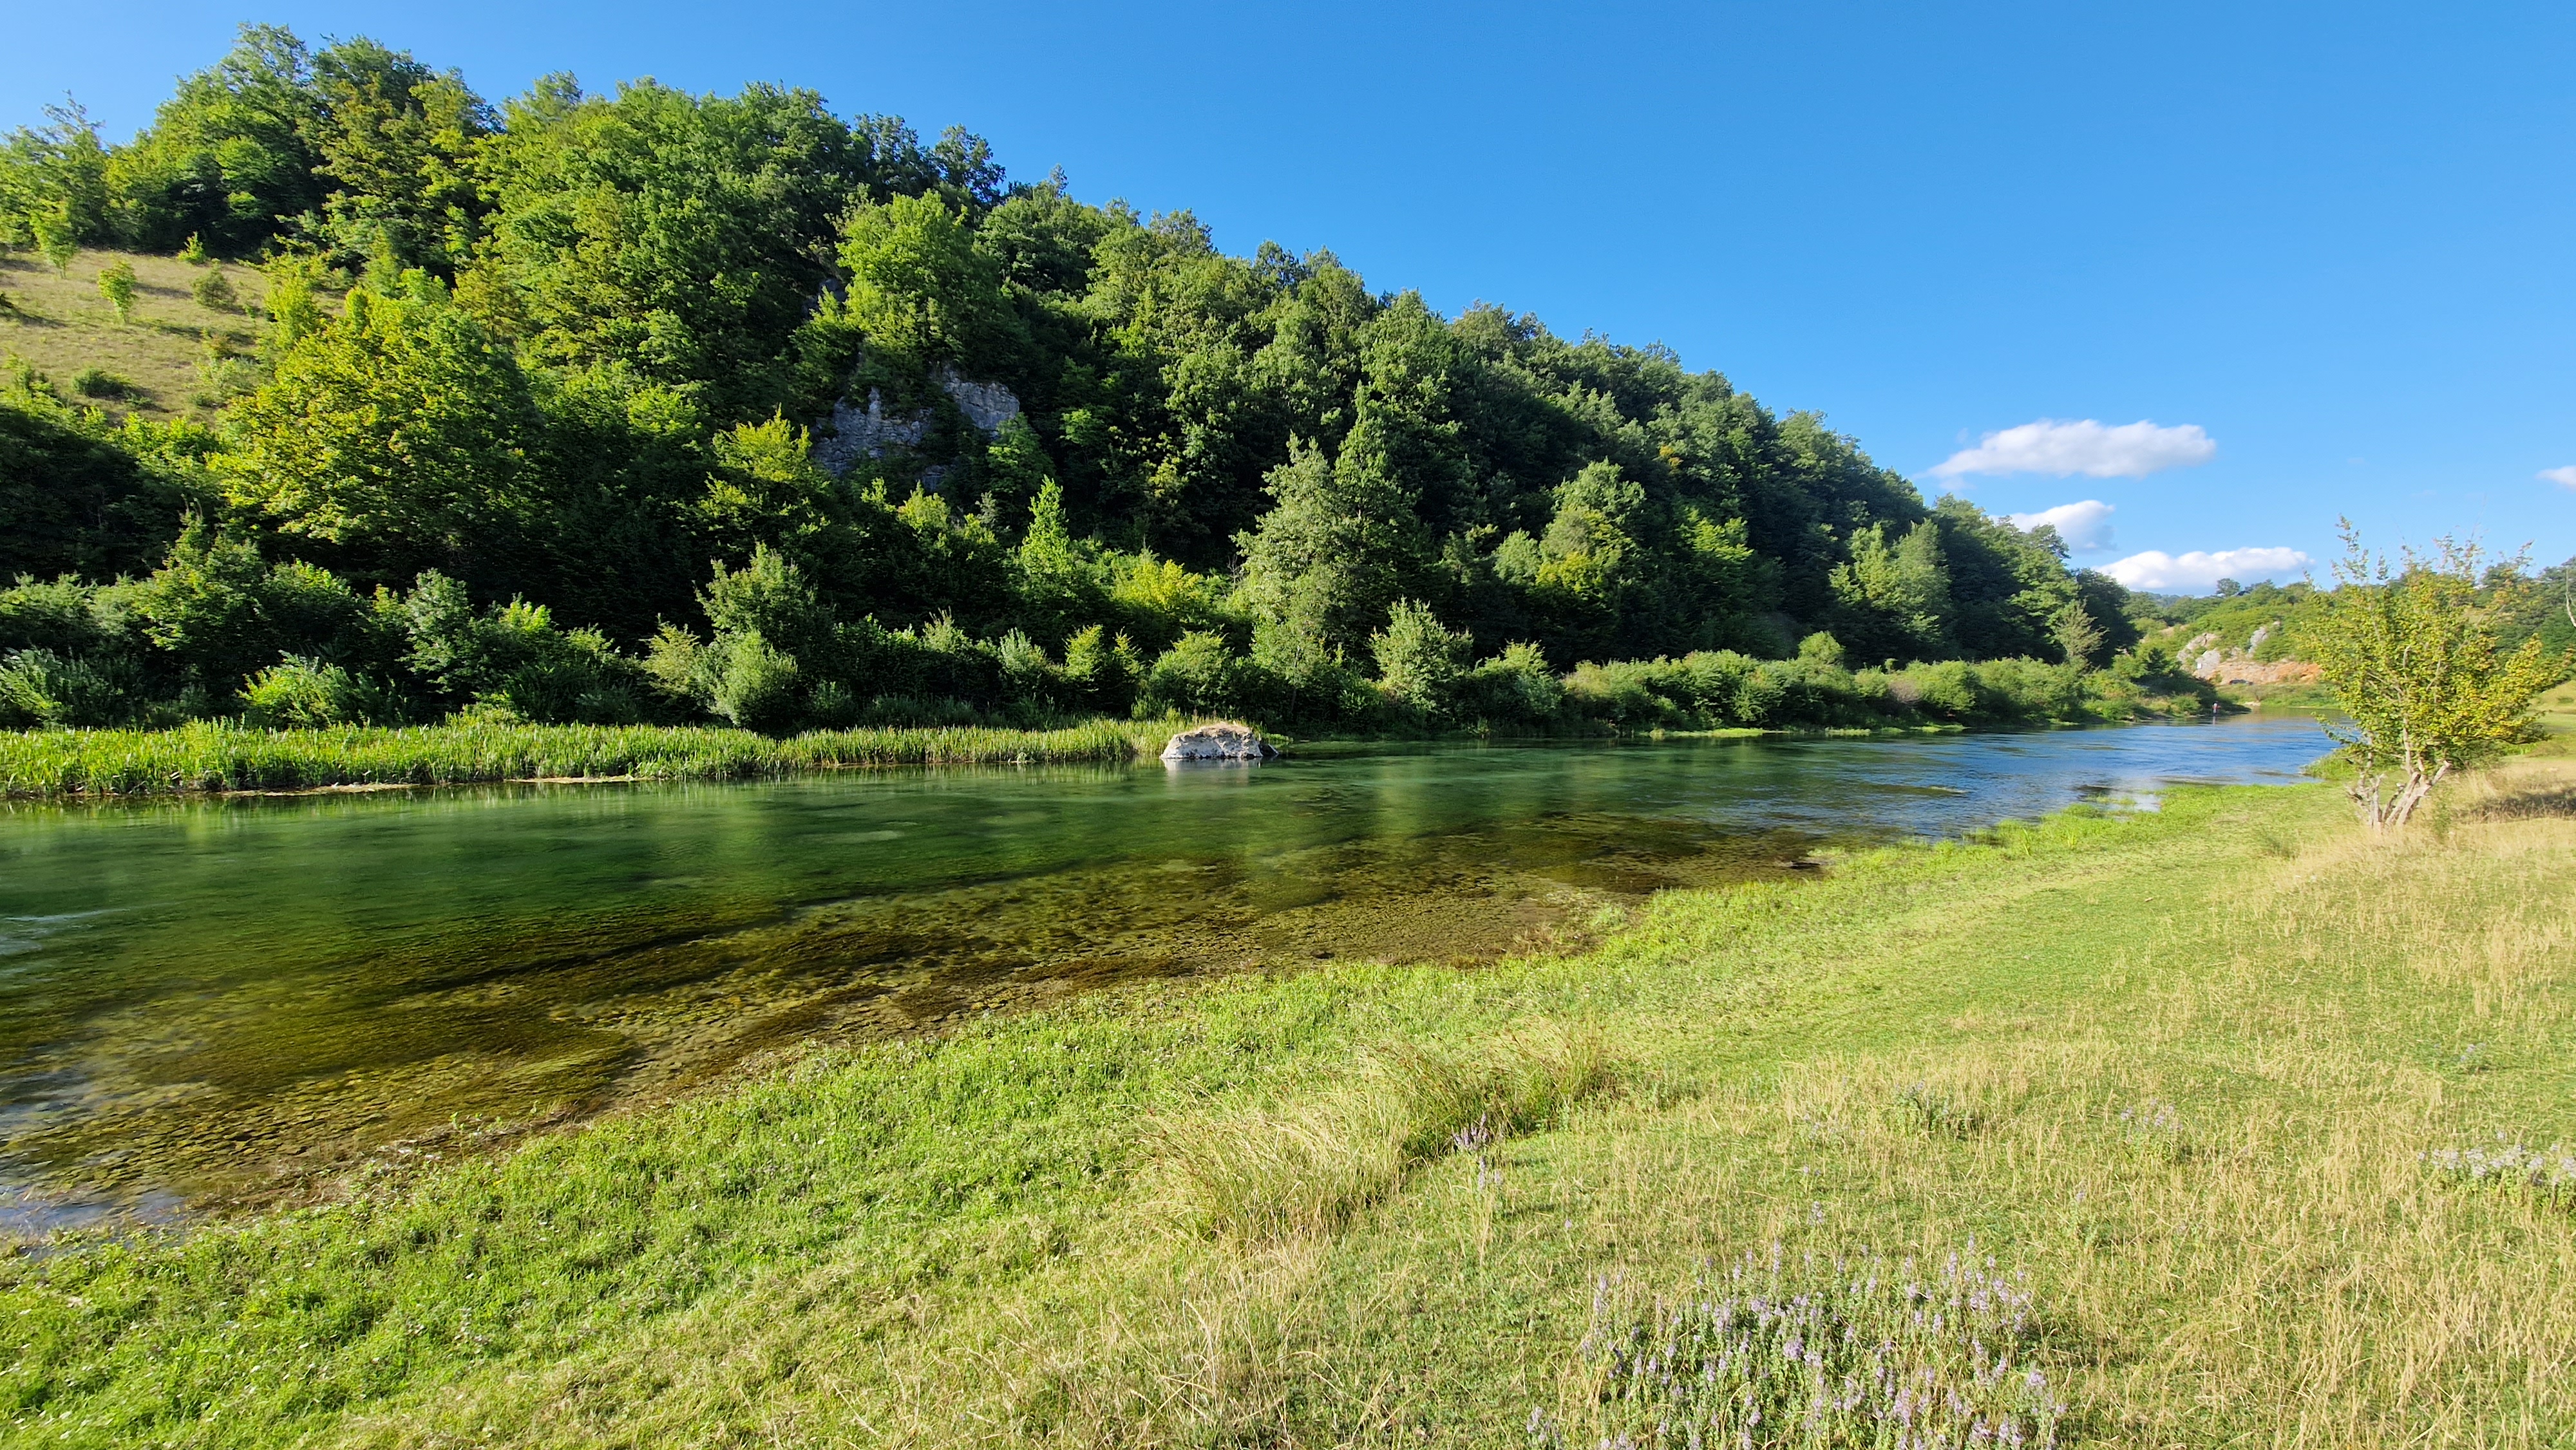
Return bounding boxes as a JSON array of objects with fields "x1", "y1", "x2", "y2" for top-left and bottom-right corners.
[{"x1": 0, "y1": 717, "x2": 2327, "y2": 1226}]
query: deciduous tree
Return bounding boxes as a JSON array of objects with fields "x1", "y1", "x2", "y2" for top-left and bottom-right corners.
[{"x1": 2310, "y1": 523, "x2": 2569, "y2": 829}]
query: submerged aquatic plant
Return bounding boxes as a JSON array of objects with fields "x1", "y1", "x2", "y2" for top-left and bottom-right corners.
[{"x1": 1537, "y1": 1242, "x2": 2066, "y2": 1449}]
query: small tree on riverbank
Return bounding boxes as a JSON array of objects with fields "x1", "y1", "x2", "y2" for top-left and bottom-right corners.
[{"x1": 2310, "y1": 523, "x2": 2568, "y2": 830}]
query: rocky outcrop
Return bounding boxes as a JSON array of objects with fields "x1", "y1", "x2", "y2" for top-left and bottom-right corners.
[
  {"x1": 2204, "y1": 659, "x2": 2322, "y2": 687},
  {"x1": 2184, "y1": 619, "x2": 2312, "y2": 685},
  {"x1": 2174, "y1": 621, "x2": 2318, "y2": 690},
  {"x1": 811, "y1": 367, "x2": 1023, "y2": 480},
  {"x1": 811, "y1": 389, "x2": 930, "y2": 475},
  {"x1": 1160, "y1": 722, "x2": 1278, "y2": 762},
  {"x1": 940, "y1": 371, "x2": 1021, "y2": 435}
]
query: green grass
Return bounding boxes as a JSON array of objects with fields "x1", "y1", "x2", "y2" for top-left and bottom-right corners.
[
  {"x1": 5, "y1": 744, "x2": 2572, "y2": 1446},
  {"x1": 0, "y1": 714, "x2": 2090, "y2": 798},
  {"x1": 0, "y1": 717, "x2": 1176, "y2": 796},
  {"x1": 2217, "y1": 678, "x2": 2343, "y2": 711}
]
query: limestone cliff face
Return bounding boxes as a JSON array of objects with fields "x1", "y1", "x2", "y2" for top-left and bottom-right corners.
[
  {"x1": 2182, "y1": 619, "x2": 2318, "y2": 685},
  {"x1": 811, "y1": 366, "x2": 1022, "y2": 479},
  {"x1": 939, "y1": 372, "x2": 1021, "y2": 436}
]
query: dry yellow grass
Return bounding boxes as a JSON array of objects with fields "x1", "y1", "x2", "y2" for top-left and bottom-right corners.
[{"x1": 1, "y1": 246, "x2": 264, "y2": 420}]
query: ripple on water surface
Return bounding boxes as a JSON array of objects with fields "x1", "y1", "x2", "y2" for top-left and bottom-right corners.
[{"x1": 0, "y1": 718, "x2": 2329, "y2": 1228}]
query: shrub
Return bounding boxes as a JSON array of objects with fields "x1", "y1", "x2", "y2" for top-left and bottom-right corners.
[
  {"x1": 1756, "y1": 656, "x2": 1897, "y2": 728},
  {"x1": 239, "y1": 657, "x2": 409, "y2": 728},
  {"x1": 1905, "y1": 658, "x2": 1980, "y2": 719},
  {"x1": 701, "y1": 631, "x2": 802, "y2": 732},
  {"x1": 97, "y1": 259, "x2": 138, "y2": 323},
  {"x1": 993, "y1": 628, "x2": 1061, "y2": 708},
  {"x1": 70, "y1": 366, "x2": 129, "y2": 399},
  {"x1": 1728, "y1": 659, "x2": 1790, "y2": 726},
  {"x1": 1370, "y1": 598, "x2": 1471, "y2": 717},
  {"x1": 648, "y1": 553, "x2": 1042, "y2": 733},
  {"x1": 1060, "y1": 625, "x2": 1142, "y2": 717},
  {"x1": 875, "y1": 615, "x2": 1005, "y2": 707},
  {"x1": 0, "y1": 576, "x2": 117, "y2": 657},
  {"x1": 1136, "y1": 630, "x2": 1262, "y2": 719},
  {"x1": 193, "y1": 334, "x2": 257, "y2": 404},
  {"x1": 34, "y1": 212, "x2": 76, "y2": 274},
  {"x1": 1562, "y1": 657, "x2": 1692, "y2": 728},
  {"x1": 1454, "y1": 641, "x2": 1564, "y2": 726},
  {"x1": 853, "y1": 693, "x2": 989, "y2": 728},
  {"x1": 0, "y1": 649, "x2": 146, "y2": 727},
  {"x1": 190, "y1": 268, "x2": 238, "y2": 311},
  {"x1": 1978, "y1": 655, "x2": 2085, "y2": 720},
  {"x1": 1678, "y1": 649, "x2": 1761, "y2": 724},
  {"x1": 133, "y1": 520, "x2": 394, "y2": 694},
  {"x1": 402, "y1": 572, "x2": 649, "y2": 725}
]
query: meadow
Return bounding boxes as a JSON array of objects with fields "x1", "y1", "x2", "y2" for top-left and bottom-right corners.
[
  {"x1": 2, "y1": 691, "x2": 2569, "y2": 1447},
  {"x1": 1, "y1": 248, "x2": 265, "y2": 421}
]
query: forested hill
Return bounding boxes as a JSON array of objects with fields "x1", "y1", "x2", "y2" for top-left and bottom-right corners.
[{"x1": 2, "y1": 24, "x2": 2154, "y2": 735}]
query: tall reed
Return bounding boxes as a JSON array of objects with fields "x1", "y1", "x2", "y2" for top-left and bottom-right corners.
[{"x1": 0, "y1": 718, "x2": 1166, "y2": 796}]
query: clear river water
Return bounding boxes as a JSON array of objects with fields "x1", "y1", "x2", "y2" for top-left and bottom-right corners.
[{"x1": 0, "y1": 716, "x2": 2330, "y2": 1233}]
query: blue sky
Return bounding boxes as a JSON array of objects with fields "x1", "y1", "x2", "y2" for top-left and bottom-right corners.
[{"x1": 10, "y1": 1, "x2": 2572, "y2": 592}]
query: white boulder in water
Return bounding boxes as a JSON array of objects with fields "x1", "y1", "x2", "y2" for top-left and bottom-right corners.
[{"x1": 1160, "y1": 722, "x2": 1278, "y2": 762}]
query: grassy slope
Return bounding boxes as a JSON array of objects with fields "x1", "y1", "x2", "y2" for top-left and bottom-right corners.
[
  {"x1": 5, "y1": 735, "x2": 2573, "y2": 1445},
  {"x1": 1, "y1": 249, "x2": 264, "y2": 422}
]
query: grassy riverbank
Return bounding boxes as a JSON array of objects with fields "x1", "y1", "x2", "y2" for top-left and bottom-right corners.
[
  {"x1": 6, "y1": 744, "x2": 2573, "y2": 1445},
  {"x1": 0, "y1": 711, "x2": 2118, "y2": 797},
  {"x1": 0, "y1": 717, "x2": 1174, "y2": 796}
]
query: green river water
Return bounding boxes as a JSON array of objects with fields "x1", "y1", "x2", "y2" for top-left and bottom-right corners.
[{"x1": 0, "y1": 719, "x2": 2328, "y2": 1232}]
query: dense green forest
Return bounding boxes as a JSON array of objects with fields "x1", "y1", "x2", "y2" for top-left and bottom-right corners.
[{"x1": 0, "y1": 24, "x2": 2331, "y2": 738}]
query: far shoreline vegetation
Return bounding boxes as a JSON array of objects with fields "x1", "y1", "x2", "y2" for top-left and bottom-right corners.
[
  {"x1": 8, "y1": 31, "x2": 2562, "y2": 771},
  {"x1": 0, "y1": 646, "x2": 2246, "y2": 798},
  {"x1": 0, "y1": 709, "x2": 2104, "y2": 800}
]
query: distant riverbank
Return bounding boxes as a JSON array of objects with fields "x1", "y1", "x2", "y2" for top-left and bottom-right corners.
[{"x1": 0, "y1": 697, "x2": 2251, "y2": 798}]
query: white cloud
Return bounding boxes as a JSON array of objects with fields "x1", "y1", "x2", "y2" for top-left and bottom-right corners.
[
  {"x1": 1930, "y1": 419, "x2": 2217, "y2": 480},
  {"x1": 2539, "y1": 465, "x2": 2576, "y2": 489},
  {"x1": 2103, "y1": 547, "x2": 2310, "y2": 593},
  {"x1": 2005, "y1": 500, "x2": 2116, "y2": 552}
]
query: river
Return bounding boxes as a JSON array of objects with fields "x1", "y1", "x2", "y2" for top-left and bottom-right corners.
[{"x1": 0, "y1": 716, "x2": 2329, "y2": 1232}]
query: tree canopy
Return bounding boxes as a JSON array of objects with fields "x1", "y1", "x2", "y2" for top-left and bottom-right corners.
[{"x1": 13, "y1": 24, "x2": 2536, "y2": 738}]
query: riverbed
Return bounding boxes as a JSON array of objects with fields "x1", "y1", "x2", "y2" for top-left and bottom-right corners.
[{"x1": 0, "y1": 717, "x2": 2329, "y2": 1232}]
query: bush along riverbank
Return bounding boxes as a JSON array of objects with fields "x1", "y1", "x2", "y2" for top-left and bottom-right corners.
[
  {"x1": 6, "y1": 748, "x2": 2573, "y2": 1446},
  {"x1": 1, "y1": 632, "x2": 2224, "y2": 796}
]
